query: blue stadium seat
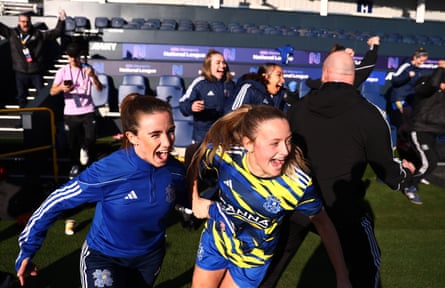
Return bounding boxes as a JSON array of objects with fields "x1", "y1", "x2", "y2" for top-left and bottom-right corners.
[
  {"x1": 122, "y1": 74, "x2": 146, "y2": 86},
  {"x1": 156, "y1": 85, "x2": 183, "y2": 108},
  {"x1": 172, "y1": 107, "x2": 192, "y2": 121},
  {"x1": 111, "y1": 17, "x2": 126, "y2": 28},
  {"x1": 74, "y1": 16, "x2": 90, "y2": 31},
  {"x1": 118, "y1": 74, "x2": 147, "y2": 105},
  {"x1": 65, "y1": 17, "x2": 76, "y2": 34},
  {"x1": 158, "y1": 75, "x2": 183, "y2": 88},
  {"x1": 118, "y1": 85, "x2": 146, "y2": 106},
  {"x1": 91, "y1": 74, "x2": 110, "y2": 107},
  {"x1": 174, "y1": 120, "x2": 194, "y2": 147},
  {"x1": 94, "y1": 17, "x2": 110, "y2": 30}
]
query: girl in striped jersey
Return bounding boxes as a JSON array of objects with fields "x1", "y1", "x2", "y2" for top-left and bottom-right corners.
[{"x1": 188, "y1": 105, "x2": 351, "y2": 288}]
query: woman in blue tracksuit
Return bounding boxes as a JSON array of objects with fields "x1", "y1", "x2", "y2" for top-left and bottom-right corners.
[
  {"x1": 16, "y1": 94, "x2": 187, "y2": 288},
  {"x1": 179, "y1": 49, "x2": 235, "y2": 143},
  {"x1": 226, "y1": 63, "x2": 288, "y2": 113}
]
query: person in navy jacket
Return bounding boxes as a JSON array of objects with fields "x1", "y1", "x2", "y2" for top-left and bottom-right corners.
[
  {"x1": 15, "y1": 94, "x2": 187, "y2": 287},
  {"x1": 179, "y1": 49, "x2": 235, "y2": 143}
]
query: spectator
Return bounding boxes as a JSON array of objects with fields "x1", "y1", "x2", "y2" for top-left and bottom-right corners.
[
  {"x1": 189, "y1": 105, "x2": 351, "y2": 288},
  {"x1": 179, "y1": 49, "x2": 235, "y2": 143},
  {"x1": 408, "y1": 60, "x2": 445, "y2": 193},
  {"x1": 264, "y1": 50, "x2": 416, "y2": 288},
  {"x1": 0, "y1": 9, "x2": 66, "y2": 107},
  {"x1": 15, "y1": 94, "x2": 187, "y2": 287},
  {"x1": 226, "y1": 63, "x2": 288, "y2": 113},
  {"x1": 303, "y1": 35, "x2": 381, "y2": 95},
  {"x1": 387, "y1": 47, "x2": 429, "y2": 154},
  {"x1": 49, "y1": 42, "x2": 102, "y2": 179}
]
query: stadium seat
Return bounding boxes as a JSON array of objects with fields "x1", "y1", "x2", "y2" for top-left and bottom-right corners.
[
  {"x1": 111, "y1": 17, "x2": 126, "y2": 28},
  {"x1": 91, "y1": 74, "x2": 110, "y2": 107},
  {"x1": 94, "y1": 17, "x2": 110, "y2": 30},
  {"x1": 172, "y1": 107, "x2": 192, "y2": 121},
  {"x1": 65, "y1": 17, "x2": 76, "y2": 34},
  {"x1": 174, "y1": 120, "x2": 194, "y2": 147},
  {"x1": 118, "y1": 74, "x2": 147, "y2": 105},
  {"x1": 156, "y1": 85, "x2": 183, "y2": 108},
  {"x1": 158, "y1": 75, "x2": 183, "y2": 88},
  {"x1": 118, "y1": 85, "x2": 146, "y2": 106},
  {"x1": 74, "y1": 16, "x2": 91, "y2": 32},
  {"x1": 122, "y1": 74, "x2": 146, "y2": 86}
]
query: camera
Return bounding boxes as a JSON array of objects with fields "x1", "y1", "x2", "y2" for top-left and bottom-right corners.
[{"x1": 64, "y1": 80, "x2": 73, "y2": 86}]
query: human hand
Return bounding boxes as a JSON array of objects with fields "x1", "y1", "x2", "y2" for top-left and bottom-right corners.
[
  {"x1": 402, "y1": 159, "x2": 416, "y2": 174},
  {"x1": 192, "y1": 197, "x2": 212, "y2": 219},
  {"x1": 336, "y1": 277, "x2": 352, "y2": 288},
  {"x1": 17, "y1": 257, "x2": 38, "y2": 286},
  {"x1": 58, "y1": 9, "x2": 66, "y2": 21},
  {"x1": 367, "y1": 36, "x2": 380, "y2": 47},
  {"x1": 344, "y1": 48, "x2": 355, "y2": 57},
  {"x1": 191, "y1": 100, "x2": 205, "y2": 112},
  {"x1": 437, "y1": 60, "x2": 445, "y2": 68}
]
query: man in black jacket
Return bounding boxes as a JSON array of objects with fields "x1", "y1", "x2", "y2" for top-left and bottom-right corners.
[
  {"x1": 0, "y1": 9, "x2": 66, "y2": 107},
  {"x1": 262, "y1": 50, "x2": 416, "y2": 288},
  {"x1": 408, "y1": 61, "x2": 445, "y2": 189}
]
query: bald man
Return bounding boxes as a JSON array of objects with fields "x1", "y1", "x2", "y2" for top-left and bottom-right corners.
[{"x1": 262, "y1": 51, "x2": 416, "y2": 288}]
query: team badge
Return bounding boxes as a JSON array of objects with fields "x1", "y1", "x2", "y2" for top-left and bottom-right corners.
[
  {"x1": 263, "y1": 196, "x2": 282, "y2": 214},
  {"x1": 92, "y1": 269, "x2": 113, "y2": 287}
]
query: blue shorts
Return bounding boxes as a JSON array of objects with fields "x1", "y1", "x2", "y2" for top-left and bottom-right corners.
[
  {"x1": 80, "y1": 241, "x2": 165, "y2": 288},
  {"x1": 195, "y1": 228, "x2": 270, "y2": 288}
]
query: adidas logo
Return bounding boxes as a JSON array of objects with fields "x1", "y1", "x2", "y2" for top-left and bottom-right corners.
[
  {"x1": 223, "y1": 180, "x2": 232, "y2": 190},
  {"x1": 207, "y1": 91, "x2": 216, "y2": 96},
  {"x1": 125, "y1": 190, "x2": 138, "y2": 200}
]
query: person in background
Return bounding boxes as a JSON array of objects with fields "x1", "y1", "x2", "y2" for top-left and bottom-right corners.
[
  {"x1": 387, "y1": 48, "x2": 429, "y2": 153},
  {"x1": 263, "y1": 50, "x2": 416, "y2": 288},
  {"x1": 189, "y1": 104, "x2": 352, "y2": 288},
  {"x1": 15, "y1": 94, "x2": 187, "y2": 287},
  {"x1": 0, "y1": 9, "x2": 66, "y2": 107},
  {"x1": 225, "y1": 63, "x2": 288, "y2": 113},
  {"x1": 179, "y1": 49, "x2": 235, "y2": 144},
  {"x1": 50, "y1": 42, "x2": 102, "y2": 179},
  {"x1": 303, "y1": 35, "x2": 381, "y2": 96},
  {"x1": 407, "y1": 60, "x2": 445, "y2": 196}
]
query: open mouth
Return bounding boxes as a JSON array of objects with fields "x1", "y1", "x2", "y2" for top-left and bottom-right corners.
[{"x1": 155, "y1": 150, "x2": 170, "y2": 161}]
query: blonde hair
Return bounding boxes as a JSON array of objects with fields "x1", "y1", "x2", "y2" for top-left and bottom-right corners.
[{"x1": 187, "y1": 105, "x2": 308, "y2": 186}]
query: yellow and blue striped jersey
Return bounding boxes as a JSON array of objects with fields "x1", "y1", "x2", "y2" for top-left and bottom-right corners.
[{"x1": 201, "y1": 145, "x2": 322, "y2": 268}]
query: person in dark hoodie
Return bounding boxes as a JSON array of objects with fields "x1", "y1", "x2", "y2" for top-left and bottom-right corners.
[
  {"x1": 261, "y1": 50, "x2": 416, "y2": 288},
  {"x1": 0, "y1": 9, "x2": 66, "y2": 107},
  {"x1": 225, "y1": 62, "x2": 288, "y2": 113}
]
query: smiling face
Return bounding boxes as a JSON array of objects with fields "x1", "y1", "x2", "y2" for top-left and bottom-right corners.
[
  {"x1": 210, "y1": 53, "x2": 227, "y2": 80},
  {"x1": 126, "y1": 111, "x2": 175, "y2": 167},
  {"x1": 264, "y1": 65, "x2": 285, "y2": 95},
  {"x1": 243, "y1": 118, "x2": 291, "y2": 178}
]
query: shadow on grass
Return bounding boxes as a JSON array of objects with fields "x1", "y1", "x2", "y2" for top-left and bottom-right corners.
[
  {"x1": 155, "y1": 266, "x2": 194, "y2": 288},
  {"x1": 23, "y1": 249, "x2": 81, "y2": 288}
]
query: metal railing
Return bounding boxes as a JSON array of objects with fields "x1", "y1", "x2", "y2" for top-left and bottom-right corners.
[
  {"x1": 0, "y1": 1, "x2": 43, "y2": 16},
  {"x1": 0, "y1": 107, "x2": 59, "y2": 182}
]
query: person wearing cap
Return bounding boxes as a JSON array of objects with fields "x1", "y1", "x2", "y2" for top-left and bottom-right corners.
[
  {"x1": 0, "y1": 9, "x2": 66, "y2": 107},
  {"x1": 49, "y1": 42, "x2": 102, "y2": 178}
]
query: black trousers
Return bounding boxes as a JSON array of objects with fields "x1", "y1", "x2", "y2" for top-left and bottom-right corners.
[
  {"x1": 410, "y1": 130, "x2": 440, "y2": 184},
  {"x1": 261, "y1": 212, "x2": 382, "y2": 288},
  {"x1": 64, "y1": 112, "x2": 96, "y2": 166}
]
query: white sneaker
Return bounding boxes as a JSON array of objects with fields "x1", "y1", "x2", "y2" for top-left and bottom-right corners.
[
  {"x1": 80, "y1": 148, "x2": 89, "y2": 166},
  {"x1": 420, "y1": 178, "x2": 430, "y2": 185}
]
